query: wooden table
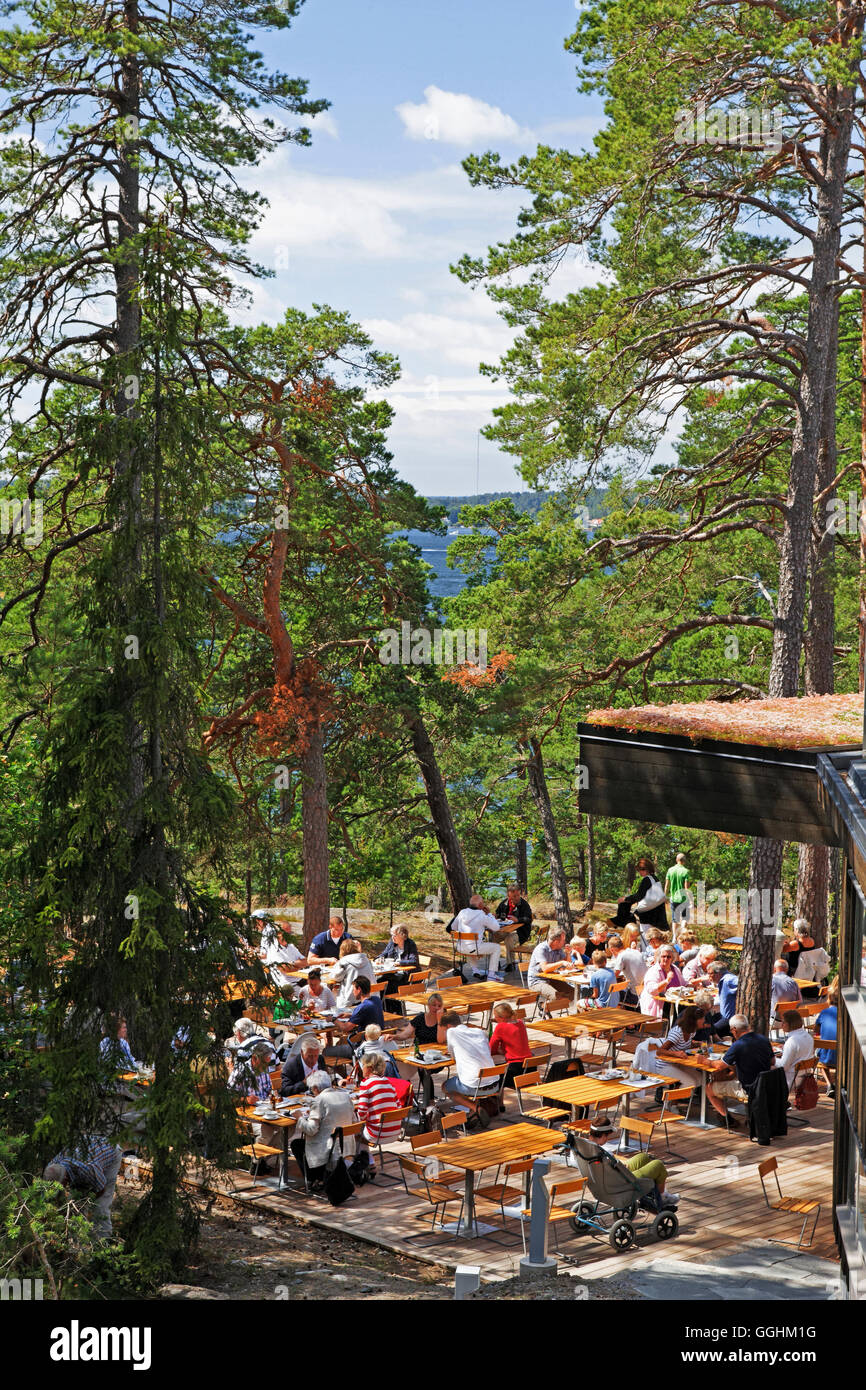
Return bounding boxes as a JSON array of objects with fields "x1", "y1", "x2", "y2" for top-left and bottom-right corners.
[
  {"x1": 391, "y1": 1047, "x2": 454, "y2": 1073},
  {"x1": 632, "y1": 1046, "x2": 728, "y2": 1128},
  {"x1": 237, "y1": 1104, "x2": 299, "y2": 1189},
  {"x1": 422, "y1": 1121, "x2": 562, "y2": 1237},
  {"x1": 523, "y1": 1073, "x2": 660, "y2": 1124},
  {"x1": 530, "y1": 1010, "x2": 654, "y2": 1062},
  {"x1": 398, "y1": 981, "x2": 539, "y2": 1019}
]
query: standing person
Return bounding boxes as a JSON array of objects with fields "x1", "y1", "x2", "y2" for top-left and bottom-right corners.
[
  {"x1": 495, "y1": 883, "x2": 534, "y2": 945},
  {"x1": 451, "y1": 894, "x2": 504, "y2": 981},
  {"x1": 43, "y1": 1137, "x2": 124, "y2": 1239},
  {"x1": 706, "y1": 1014, "x2": 775, "y2": 1127},
  {"x1": 664, "y1": 853, "x2": 692, "y2": 938},
  {"x1": 608, "y1": 856, "x2": 668, "y2": 934},
  {"x1": 639, "y1": 945, "x2": 684, "y2": 1019},
  {"x1": 791, "y1": 922, "x2": 831, "y2": 998},
  {"x1": 489, "y1": 1001, "x2": 532, "y2": 1091}
]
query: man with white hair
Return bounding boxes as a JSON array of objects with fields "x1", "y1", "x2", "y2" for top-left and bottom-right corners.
[
  {"x1": 280, "y1": 1034, "x2": 330, "y2": 1096},
  {"x1": 289, "y1": 1070, "x2": 356, "y2": 1187},
  {"x1": 451, "y1": 894, "x2": 504, "y2": 980},
  {"x1": 770, "y1": 958, "x2": 801, "y2": 1014},
  {"x1": 43, "y1": 1137, "x2": 124, "y2": 1239},
  {"x1": 682, "y1": 943, "x2": 716, "y2": 986},
  {"x1": 706, "y1": 1013, "x2": 775, "y2": 1126}
]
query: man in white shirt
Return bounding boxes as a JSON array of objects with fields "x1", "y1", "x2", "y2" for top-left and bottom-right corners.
[
  {"x1": 778, "y1": 1009, "x2": 814, "y2": 1090},
  {"x1": 260, "y1": 923, "x2": 305, "y2": 986},
  {"x1": 683, "y1": 944, "x2": 716, "y2": 985},
  {"x1": 607, "y1": 934, "x2": 647, "y2": 996},
  {"x1": 441, "y1": 1012, "x2": 499, "y2": 1097},
  {"x1": 451, "y1": 896, "x2": 504, "y2": 980}
]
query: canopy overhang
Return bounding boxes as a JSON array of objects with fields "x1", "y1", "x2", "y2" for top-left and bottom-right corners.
[{"x1": 578, "y1": 723, "x2": 853, "y2": 846}]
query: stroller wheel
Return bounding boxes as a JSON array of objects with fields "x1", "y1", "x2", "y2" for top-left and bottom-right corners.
[
  {"x1": 651, "y1": 1210, "x2": 679, "y2": 1240},
  {"x1": 615, "y1": 1201, "x2": 637, "y2": 1221},
  {"x1": 569, "y1": 1200, "x2": 596, "y2": 1235},
  {"x1": 609, "y1": 1218, "x2": 635, "y2": 1252}
]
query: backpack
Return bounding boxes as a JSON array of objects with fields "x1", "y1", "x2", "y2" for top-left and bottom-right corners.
[{"x1": 793, "y1": 1071, "x2": 819, "y2": 1111}]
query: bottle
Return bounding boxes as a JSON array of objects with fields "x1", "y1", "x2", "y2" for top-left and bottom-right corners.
[{"x1": 413, "y1": 1038, "x2": 421, "y2": 1059}]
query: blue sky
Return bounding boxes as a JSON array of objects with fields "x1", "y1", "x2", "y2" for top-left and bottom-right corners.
[{"x1": 240, "y1": 0, "x2": 603, "y2": 496}]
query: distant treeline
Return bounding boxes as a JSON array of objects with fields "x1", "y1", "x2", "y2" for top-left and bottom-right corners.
[{"x1": 427, "y1": 490, "x2": 608, "y2": 525}]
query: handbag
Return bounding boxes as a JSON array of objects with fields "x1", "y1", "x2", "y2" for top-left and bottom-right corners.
[
  {"x1": 322, "y1": 1128, "x2": 356, "y2": 1206},
  {"x1": 634, "y1": 877, "x2": 665, "y2": 913},
  {"x1": 793, "y1": 1071, "x2": 819, "y2": 1111}
]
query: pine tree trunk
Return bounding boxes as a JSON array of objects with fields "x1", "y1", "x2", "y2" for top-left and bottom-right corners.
[
  {"x1": 523, "y1": 738, "x2": 572, "y2": 936},
  {"x1": 515, "y1": 838, "x2": 528, "y2": 890},
  {"x1": 746, "y1": 78, "x2": 854, "y2": 1018},
  {"x1": 300, "y1": 722, "x2": 329, "y2": 948},
  {"x1": 740, "y1": 837, "x2": 784, "y2": 1037},
  {"x1": 405, "y1": 710, "x2": 472, "y2": 911}
]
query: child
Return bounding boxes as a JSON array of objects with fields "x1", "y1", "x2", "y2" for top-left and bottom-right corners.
[{"x1": 590, "y1": 949, "x2": 616, "y2": 1006}]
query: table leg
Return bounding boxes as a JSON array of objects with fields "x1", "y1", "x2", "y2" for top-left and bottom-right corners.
[
  {"x1": 279, "y1": 1126, "x2": 289, "y2": 1190},
  {"x1": 464, "y1": 1169, "x2": 475, "y2": 1236}
]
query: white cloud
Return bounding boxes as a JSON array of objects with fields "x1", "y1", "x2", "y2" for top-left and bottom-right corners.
[
  {"x1": 396, "y1": 85, "x2": 530, "y2": 147},
  {"x1": 362, "y1": 307, "x2": 512, "y2": 368},
  {"x1": 307, "y1": 111, "x2": 339, "y2": 140}
]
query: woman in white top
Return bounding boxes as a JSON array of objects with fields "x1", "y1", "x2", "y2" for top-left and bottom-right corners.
[{"x1": 778, "y1": 1009, "x2": 815, "y2": 1090}]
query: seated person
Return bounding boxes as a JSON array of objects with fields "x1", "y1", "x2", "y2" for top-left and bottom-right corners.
[
  {"x1": 354, "y1": 1053, "x2": 400, "y2": 1174},
  {"x1": 692, "y1": 991, "x2": 724, "y2": 1042},
  {"x1": 298, "y1": 968, "x2": 337, "y2": 1013},
  {"x1": 495, "y1": 883, "x2": 534, "y2": 945},
  {"x1": 330, "y1": 939, "x2": 377, "y2": 1009},
  {"x1": 451, "y1": 895, "x2": 503, "y2": 980},
  {"x1": 816, "y1": 978, "x2": 838, "y2": 1096},
  {"x1": 259, "y1": 922, "x2": 305, "y2": 973},
  {"x1": 225, "y1": 1015, "x2": 269, "y2": 1053},
  {"x1": 326, "y1": 977, "x2": 385, "y2": 1062},
  {"x1": 589, "y1": 949, "x2": 616, "y2": 1006},
  {"x1": 778, "y1": 1008, "x2": 814, "y2": 1091},
  {"x1": 280, "y1": 1035, "x2": 330, "y2": 1096},
  {"x1": 441, "y1": 1009, "x2": 501, "y2": 1107},
  {"x1": 489, "y1": 1001, "x2": 532, "y2": 1089},
  {"x1": 587, "y1": 925, "x2": 610, "y2": 956},
  {"x1": 607, "y1": 933, "x2": 647, "y2": 1001},
  {"x1": 376, "y1": 924, "x2": 420, "y2": 995},
  {"x1": 641, "y1": 927, "x2": 666, "y2": 963},
  {"x1": 586, "y1": 1118, "x2": 679, "y2": 1208},
  {"x1": 290, "y1": 1071, "x2": 356, "y2": 1187},
  {"x1": 527, "y1": 928, "x2": 571, "y2": 1014},
  {"x1": 307, "y1": 917, "x2": 355, "y2": 965},
  {"x1": 706, "y1": 1013, "x2": 775, "y2": 1127},
  {"x1": 355, "y1": 1024, "x2": 400, "y2": 1077},
  {"x1": 394, "y1": 991, "x2": 447, "y2": 1104},
  {"x1": 676, "y1": 930, "x2": 700, "y2": 964},
  {"x1": 631, "y1": 1005, "x2": 702, "y2": 1086},
  {"x1": 771, "y1": 957, "x2": 801, "y2": 1014},
  {"x1": 228, "y1": 1038, "x2": 279, "y2": 1107},
  {"x1": 639, "y1": 945, "x2": 684, "y2": 1019},
  {"x1": 682, "y1": 944, "x2": 716, "y2": 986},
  {"x1": 99, "y1": 1018, "x2": 138, "y2": 1071},
  {"x1": 569, "y1": 935, "x2": 592, "y2": 966},
  {"x1": 706, "y1": 960, "x2": 738, "y2": 1037}
]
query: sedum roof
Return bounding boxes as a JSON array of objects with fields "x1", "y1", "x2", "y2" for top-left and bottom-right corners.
[{"x1": 584, "y1": 691, "x2": 863, "y2": 751}]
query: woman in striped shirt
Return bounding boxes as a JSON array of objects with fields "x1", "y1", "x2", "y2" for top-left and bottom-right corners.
[{"x1": 355, "y1": 1053, "x2": 400, "y2": 1169}]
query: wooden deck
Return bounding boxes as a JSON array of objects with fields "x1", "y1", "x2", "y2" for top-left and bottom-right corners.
[{"x1": 172, "y1": 1028, "x2": 838, "y2": 1288}]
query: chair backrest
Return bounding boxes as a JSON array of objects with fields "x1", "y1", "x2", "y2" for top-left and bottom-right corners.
[
  {"x1": 795, "y1": 1056, "x2": 817, "y2": 1074},
  {"x1": 396, "y1": 984, "x2": 418, "y2": 998},
  {"x1": 514, "y1": 1070, "x2": 541, "y2": 1091},
  {"x1": 758, "y1": 1156, "x2": 778, "y2": 1179},
  {"x1": 504, "y1": 1159, "x2": 535, "y2": 1178},
  {"x1": 400, "y1": 1155, "x2": 428, "y2": 1179},
  {"x1": 341, "y1": 1121, "x2": 364, "y2": 1138},
  {"x1": 408, "y1": 970, "x2": 429, "y2": 984},
  {"x1": 609, "y1": 980, "x2": 630, "y2": 996},
  {"x1": 435, "y1": 975, "x2": 461, "y2": 987},
  {"x1": 545, "y1": 1000, "x2": 570, "y2": 1016},
  {"x1": 777, "y1": 1000, "x2": 799, "y2": 1018},
  {"x1": 439, "y1": 1110, "x2": 466, "y2": 1134},
  {"x1": 268, "y1": 1067, "x2": 283, "y2": 1091},
  {"x1": 662, "y1": 1085, "x2": 694, "y2": 1104},
  {"x1": 758, "y1": 1154, "x2": 783, "y2": 1207},
  {"x1": 454, "y1": 932, "x2": 480, "y2": 952},
  {"x1": 369, "y1": 981, "x2": 387, "y2": 995},
  {"x1": 417, "y1": 954, "x2": 432, "y2": 968},
  {"x1": 409, "y1": 1131, "x2": 439, "y2": 1153},
  {"x1": 549, "y1": 1176, "x2": 587, "y2": 1202},
  {"x1": 619, "y1": 1116, "x2": 654, "y2": 1141}
]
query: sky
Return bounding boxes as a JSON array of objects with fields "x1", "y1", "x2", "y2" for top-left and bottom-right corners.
[{"x1": 240, "y1": 0, "x2": 604, "y2": 497}]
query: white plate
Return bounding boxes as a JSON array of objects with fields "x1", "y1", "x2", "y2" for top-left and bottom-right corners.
[{"x1": 422, "y1": 1051, "x2": 445, "y2": 1062}]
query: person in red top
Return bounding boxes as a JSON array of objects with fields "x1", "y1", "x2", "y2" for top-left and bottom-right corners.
[{"x1": 489, "y1": 1002, "x2": 532, "y2": 1094}]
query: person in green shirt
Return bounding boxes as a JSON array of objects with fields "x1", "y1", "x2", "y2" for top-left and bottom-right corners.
[{"x1": 665, "y1": 854, "x2": 691, "y2": 939}]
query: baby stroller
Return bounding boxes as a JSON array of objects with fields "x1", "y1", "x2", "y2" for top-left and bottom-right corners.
[{"x1": 562, "y1": 1132, "x2": 680, "y2": 1251}]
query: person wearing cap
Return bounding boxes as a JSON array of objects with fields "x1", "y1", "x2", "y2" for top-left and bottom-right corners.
[
  {"x1": 588, "y1": 1118, "x2": 679, "y2": 1208},
  {"x1": 280, "y1": 1035, "x2": 330, "y2": 1096},
  {"x1": 289, "y1": 1070, "x2": 356, "y2": 1188}
]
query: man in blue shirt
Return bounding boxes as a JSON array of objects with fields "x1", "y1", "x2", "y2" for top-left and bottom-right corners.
[
  {"x1": 707, "y1": 960, "x2": 738, "y2": 1037},
  {"x1": 43, "y1": 1136, "x2": 124, "y2": 1238},
  {"x1": 816, "y1": 988, "x2": 838, "y2": 1096},
  {"x1": 707, "y1": 1014, "x2": 775, "y2": 1127},
  {"x1": 308, "y1": 918, "x2": 354, "y2": 963},
  {"x1": 326, "y1": 977, "x2": 385, "y2": 1064}
]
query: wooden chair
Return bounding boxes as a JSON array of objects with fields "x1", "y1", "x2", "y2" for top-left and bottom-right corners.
[
  {"x1": 617, "y1": 1115, "x2": 655, "y2": 1154},
  {"x1": 640, "y1": 1084, "x2": 696, "y2": 1155},
  {"x1": 369, "y1": 981, "x2": 388, "y2": 996},
  {"x1": 475, "y1": 1158, "x2": 535, "y2": 1232},
  {"x1": 448, "y1": 1064, "x2": 508, "y2": 1128},
  {"x1": 408, "y1": 1131, "x2": 464, "y2": 1186},
  {"x1": 453, "y1": 931, "x2": 484, "y2": 979},
  {"x1": 758, "y1": 1157, "x2": 821, "y2": 1250},
  {"x1": 561, "y1": 1097, "x2": 620, "y2": 1136},
  {"x1": 513, "y1": 1070, "x2": 569, "y2": 1128},
  {"x1": 398, "y1": 1156, "x2": 471, "y2": 1241},
  {"x1": 509, "y1": 1173, "x2": 588, "y2": 1254},
  {"x1": 438, "y1": 1109, "x2": 467, "y2": 1138},
  {"x1": 368, "y1": 1104, "x2": 413, "y2": 1181},
  {"x1": 236, "y1": 1115, "x2": 282, "y2": 1190},
  {"x1": 408, "y1": 970, "x2": 429, "y2": 985}
]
